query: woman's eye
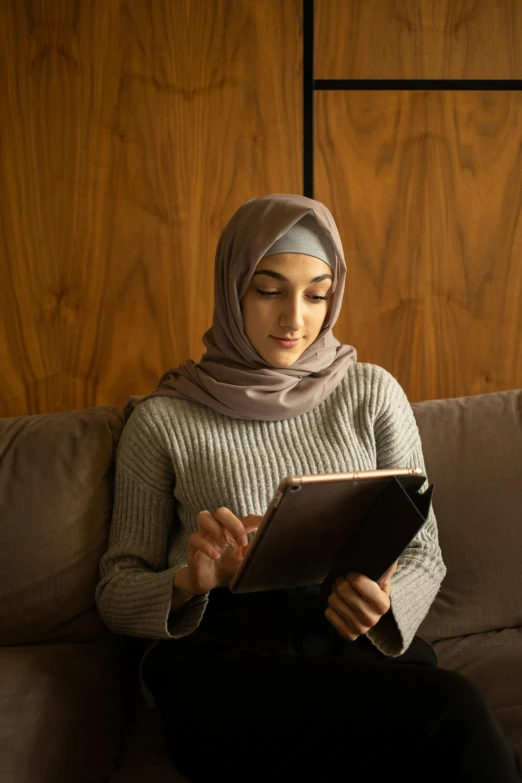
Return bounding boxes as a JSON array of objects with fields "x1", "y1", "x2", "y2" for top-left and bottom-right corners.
[{"x1": 255, "y1": 289, "x2": 328, "y2": 302}]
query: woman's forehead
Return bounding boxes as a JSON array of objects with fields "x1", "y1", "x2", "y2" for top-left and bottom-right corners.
[{"x1": 255, "y1": 253, "x2": 332, "y2": 272}]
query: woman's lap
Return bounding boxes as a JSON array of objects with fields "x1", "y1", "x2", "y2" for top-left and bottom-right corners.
[{"x1": 142, "y1": 638, "x2": 521, "y2": 783}]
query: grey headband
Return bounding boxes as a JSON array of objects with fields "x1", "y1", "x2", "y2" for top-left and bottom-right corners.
[{"x1": 261, "y1": 210, "x2": 336, "y2": 270}]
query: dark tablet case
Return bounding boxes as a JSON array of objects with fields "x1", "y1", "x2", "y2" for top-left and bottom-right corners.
[
  {"x1": 230, "y1": 474, "x2": 435, "y2": 595},
  {"x1": 320, "y1": 476, "x2": 434, "y2": 598}
]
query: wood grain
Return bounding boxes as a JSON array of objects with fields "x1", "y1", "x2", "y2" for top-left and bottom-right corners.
[
  {"x1": 0, "y1": 0, "x2": 302, "y2": 416},
  {"x1": 316, "y1": 89, "x2": 522, "y2": 400},
  {"x1": 316, "y1": 0, "x2": 522, "y2": 79},
  {"x1": 2, "y1": 0, "x2": 521, "y2": 417}
]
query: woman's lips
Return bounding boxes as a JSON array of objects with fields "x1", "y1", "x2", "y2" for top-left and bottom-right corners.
[{"x1": 271, "y1": 337, "x2": 301, "y2": 348}]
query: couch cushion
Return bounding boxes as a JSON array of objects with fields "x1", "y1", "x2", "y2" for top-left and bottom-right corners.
[
  {"x1": 0, "y1": 640, "x2": 132, "y2": 783},
  {"x1": 413, "y1": 389, "x2": 522, "y2": 641},
  {"x1": 433, "y1": 627, "x2": 522, "y2": 764},
  {"x1": 0, "y1": 405, "x2": 125, "y2": 645}
]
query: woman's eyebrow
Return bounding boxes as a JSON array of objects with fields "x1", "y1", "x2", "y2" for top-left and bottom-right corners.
[{"x1": 252, "y1": 270, "x2": 333, "y2": 283}]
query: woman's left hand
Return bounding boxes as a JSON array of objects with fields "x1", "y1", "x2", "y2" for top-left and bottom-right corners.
[{"x1": 324, "y1": 559, "x2": 399, "y2": 641}]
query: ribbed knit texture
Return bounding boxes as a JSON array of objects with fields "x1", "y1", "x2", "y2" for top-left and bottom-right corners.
[{"x1": 96, "y1": 362, "x2": 447, "y2": 708}]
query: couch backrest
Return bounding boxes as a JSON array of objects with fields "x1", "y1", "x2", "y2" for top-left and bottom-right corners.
[
  {"x1": 414, "y1": 388, "x2": 522, "y2": 642},
  {"x1": 0, "y1": 406, "x2": 125, "y2": 645},
  {"x1": 1, "y1": 388, "x2": 520, "y2": 647}
]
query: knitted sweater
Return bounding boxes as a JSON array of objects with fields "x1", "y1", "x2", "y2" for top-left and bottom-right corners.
[{"x1": 95, "y1": 362, "x2": 447, "y2": 708}]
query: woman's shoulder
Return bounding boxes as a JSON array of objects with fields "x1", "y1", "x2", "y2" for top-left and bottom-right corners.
[
  {"x1": 123, "y1": 395, "x2": 166, "y2": 430},
  {"x1": 336, "y1": 363, "x2": 412, "y2": 424},
  {"x1": 125, "y1": 393, "x2": 193, "y2": 428},
  {"x1": 342, "y1": 361, "x2": 404, "y2": 397},
  {"x1": 118, "y1": 396, "x2": 175, "y2": 456},
  {"x1": 119, "y1": 393, "x2": 208, "y2": 455}
]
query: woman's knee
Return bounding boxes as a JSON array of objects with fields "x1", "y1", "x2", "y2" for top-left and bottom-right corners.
[
  {"x1": 424, "y1": 666, "x2": 494, "y2": 729},
  {"x1": 434, "y1": 667, "x2": 485, "y2": 702}
]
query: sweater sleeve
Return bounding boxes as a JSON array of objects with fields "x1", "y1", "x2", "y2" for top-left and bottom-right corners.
[
  {"x1": 95, "y1": 402, "x2": 208, "y2": 640},
  {"x1": 364, "y1": 366, "x2": 447, "y2": 657}
]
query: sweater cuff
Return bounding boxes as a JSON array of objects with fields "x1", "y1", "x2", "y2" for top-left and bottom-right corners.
[
  {"x1": 365, "y1": 560, "x2": 444, "y2": 657},
  {"x1": 98, "y1": 565, "x2": 209, "y2": 640}
]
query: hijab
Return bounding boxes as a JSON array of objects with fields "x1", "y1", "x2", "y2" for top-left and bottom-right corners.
[{"x1": 124, "y1": 193, "x2": 357, "y2": 422}]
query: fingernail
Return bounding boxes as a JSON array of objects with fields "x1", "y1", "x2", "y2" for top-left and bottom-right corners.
[{"x1": 240, "y1": 535, "x2": 248, "y2": 546}]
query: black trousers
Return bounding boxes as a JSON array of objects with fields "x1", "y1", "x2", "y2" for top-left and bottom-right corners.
[{"x1": 142, "y1": 587, "x2": 522, "y2": 783}]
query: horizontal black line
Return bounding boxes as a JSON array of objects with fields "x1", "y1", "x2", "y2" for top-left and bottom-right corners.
[{"x1": 315, "y1": 79, "x2": 522, "y2": 91}]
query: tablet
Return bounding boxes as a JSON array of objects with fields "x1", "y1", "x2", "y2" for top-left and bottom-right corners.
[{"x1": 229, "y1": 468, "x2": 429, "y2": 594}]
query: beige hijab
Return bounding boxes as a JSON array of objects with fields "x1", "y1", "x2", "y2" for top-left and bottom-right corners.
[{"x1": 124, "y1": 193, "x2": 357, "y2": 422}]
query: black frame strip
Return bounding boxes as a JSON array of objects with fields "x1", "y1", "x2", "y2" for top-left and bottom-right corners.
[
  {"x1": 316, "y1": 79, "x2": 522, "y2": 90},
  {"x1": 303, "y1": 0, "x2": 522, "y2": 197},
  {"x1": 303, "y1": 0, "x2": 315, "y2": 197}
]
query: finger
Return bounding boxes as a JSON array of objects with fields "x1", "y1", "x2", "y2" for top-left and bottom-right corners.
[
  {"x1": 242, "y1": 514, "x2": 264, "y2": 533},
  {"x1": 324, "y1": 606, "x2": 359, "y2": 642},
  {"x1": 335, "y1": 578, "x2": 386, "y2": 621},
  {"x1": 328, "y1": 589, "x2": 377, "y2": 631},
  {"x1": 213, "y1": 507, "x2": 249, "y2": 546},
  {"x1": 381, "y1": 560, "x2": 398, "y2": 578},
  {"x1": 378, "y1": 559, "x2": 399, "y2": 586},
  {"x1": 344, "y1": 573, "x2": 390, "y2": 616},
  {"x1": 198, "y1": 510, "x2": 238, "y2": 548},
  {"x1": 197, "y1": 511, "x2": 229, "y2": 548},
  {"x1": 188, "y1": 532, "x2": 221, "y2": 560},
  {"x1": 329, "y1": 587, "x2": 375, "y2": 628}
]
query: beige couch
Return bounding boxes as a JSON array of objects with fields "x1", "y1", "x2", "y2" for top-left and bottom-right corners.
[{"x1": 0, "y1": 388, "x2": 521, "y2": 782}]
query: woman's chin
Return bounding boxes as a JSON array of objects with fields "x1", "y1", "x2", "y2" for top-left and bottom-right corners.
[{"x1": 265, "y1": 347, "x2": 304, "y2": 367}]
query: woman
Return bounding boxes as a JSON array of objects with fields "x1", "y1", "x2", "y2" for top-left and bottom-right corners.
[{"x1": 96, "y1": 194, "x2": 521, "y2": 782}]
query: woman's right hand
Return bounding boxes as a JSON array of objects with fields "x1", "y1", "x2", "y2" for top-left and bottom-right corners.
[{"x1": 173, "y1": 507, "x2": 262, "y2": 596}]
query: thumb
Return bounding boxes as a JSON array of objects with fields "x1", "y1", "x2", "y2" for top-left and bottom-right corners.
[
  {"x1": 378, "y1": 577, "x2": 391, "y2": 595},
  {"x1": 378, "y1": 560, "x2": 398, "y2": 591}
]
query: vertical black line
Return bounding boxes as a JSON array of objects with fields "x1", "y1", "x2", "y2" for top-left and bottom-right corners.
[{"x1": 303, "y1": 0, "x2": 314, "y2": 197}]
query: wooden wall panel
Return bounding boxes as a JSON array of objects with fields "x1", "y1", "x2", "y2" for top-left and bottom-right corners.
[
  {"x1": 0, "y1": 0, "x2": 302, "y2": 417},
  {"x1": 316, "y1": 0, "x2": 522, "y2": 79},
  {"x1": 316, "y1": 90, "x2": 522, "y2": 401},
  {"x1": 2, "y1": 0, "x2": 521, "y2": 417}
]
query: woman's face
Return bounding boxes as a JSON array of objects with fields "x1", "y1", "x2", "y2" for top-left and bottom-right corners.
[{"x1": 240, "y1": 253, "x2": 333, "y2": 367}]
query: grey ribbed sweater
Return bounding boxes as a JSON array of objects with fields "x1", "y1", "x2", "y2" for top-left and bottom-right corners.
[{"x1": 95, "y1": 362, "x2": 447, "y2": 708}]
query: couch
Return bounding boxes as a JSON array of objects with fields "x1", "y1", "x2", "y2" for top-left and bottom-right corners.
[{"x1": 0, "y1": 387, "x2": 521, "y2": 782}]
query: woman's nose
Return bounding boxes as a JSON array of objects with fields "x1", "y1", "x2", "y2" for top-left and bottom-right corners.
[{"x1": 280, "y1": 302, "x2": 304, "y2": 330}]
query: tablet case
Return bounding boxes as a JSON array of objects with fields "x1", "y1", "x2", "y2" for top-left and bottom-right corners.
[{"x1": 320, "y1": 476, "x2": 435, "y2": 598}]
